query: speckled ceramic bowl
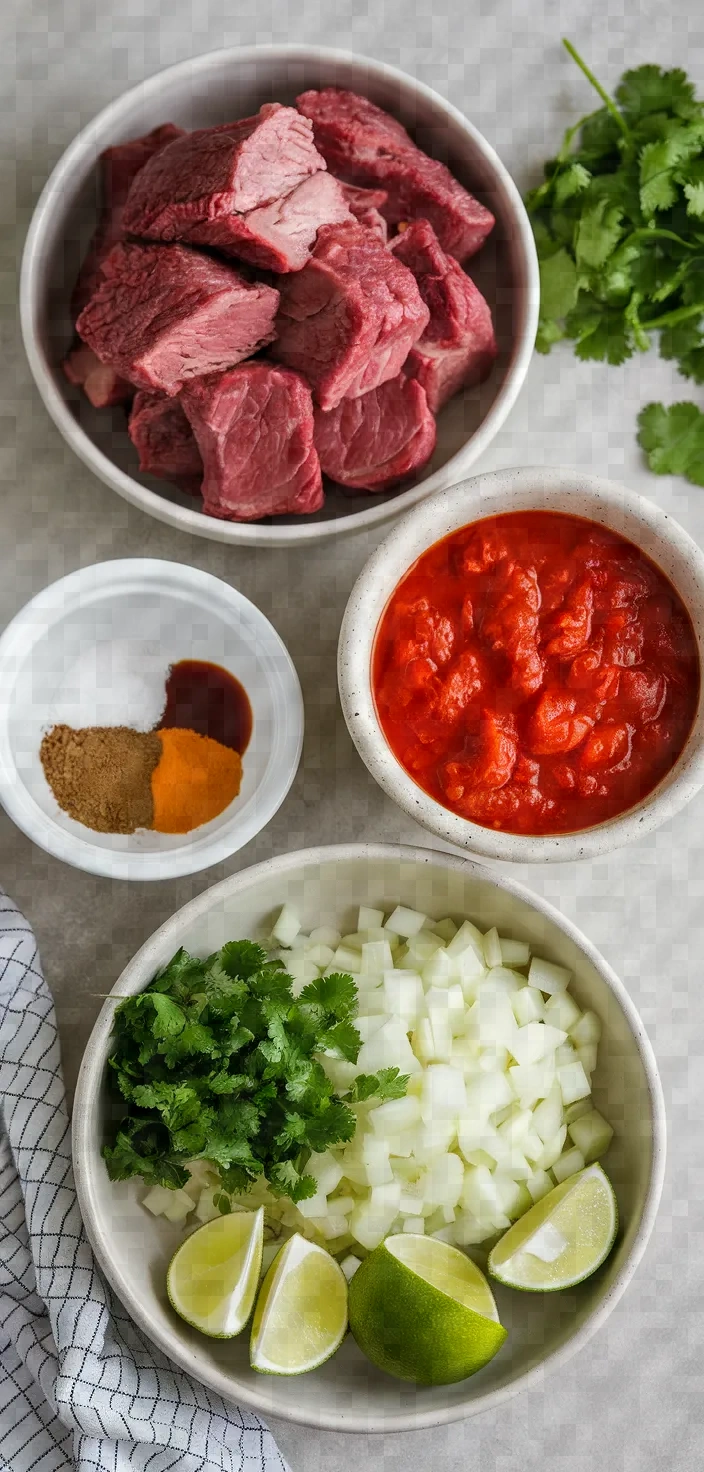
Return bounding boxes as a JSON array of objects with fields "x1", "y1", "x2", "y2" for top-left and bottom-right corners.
[
  {"x1": 72, "y1": 842, "x2": 665, "y2": 1431},
  {"x1": 338, "y1": 467, "x2": 704, "y2": 863},
  {"x1": 20, "y1": 45, "x2": 538, "y2": 548}
]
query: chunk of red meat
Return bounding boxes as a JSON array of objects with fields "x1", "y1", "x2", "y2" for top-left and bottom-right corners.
[
  {"x1": 618, "y1": 668, "x2": 667, "y2": 725},
  {"x1": 482, "y1": 562, "x2": 544, "y2": 696},
  {"x1": 434, "y1": 650, "x2": 483, "y2": 723},
  {"x1": 121, "y1": 106, "x2": 344, "y2": 272},
  {"x1": 442, "y1": 711, "x2": 517, "y2": 798},
  {"x1": 528, "y1": 689, "x2": 595, "y2": 755},
  {"x1": 338, "y1": 183, "x2": 389, "y2": 241},
  {"x1": 76, "y1": 243, "x2": 279, "y2": 396},
  {"x1": 390, "y1": 219, "x2": 497, "y2": 411},
  {"x1": 71, "y1": 123, "x2": 185, "y2": 317},
  {"x1": 168, "y1": 172, "x2": 354, "y2": 274},
  {"x1": 128, "y1": 391, "x2": 203, "y2": 492},
  {"x1": 273, "y1": 222, "x2": 429, "y2": 410},
  {"x1": 603, "y1": 612, "x2": 644, "y2": 668},
  {"x1": 543, "y1": 579, "x2": 594, "y2": 658},
  {"x1": 313, "y1": 374, "x2": 435, "y2": 490},
  {"x1": 297, "y1": 88, "x2": 495, "y2": 262},
  {"x1": 180, "y1": 362, "x2": 323, "y2": 521},
  {"x1": 62, "y1": 344, "x2": 133, "y2": 408},
  {"x1": 580, "y1": 723, "x2": 634, "y2": 771}
]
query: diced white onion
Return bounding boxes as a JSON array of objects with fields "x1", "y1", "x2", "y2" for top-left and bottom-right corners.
[
  {"x1": 528, "y1": 956, "x2": 572, "y2": 995},
  {"x1": 552, "y1": 1146, "x2": 586, "y2": 1183},
  {"x1": 384, "y1": 906, "x2": 428, "y2": 938},
  {"x1": 271, "y1": 904, "x2": 302, "y2": 948}
]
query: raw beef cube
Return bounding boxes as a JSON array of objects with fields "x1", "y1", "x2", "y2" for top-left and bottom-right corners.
[
  {"x1": 75, "y1": 242, "x2": 279, "y2": 396},
  {"x1": 180, "y1": 362, "x2": 323, "y2": 521},
  {"x1": 297, "y1": 88, "x2": 494, "y2": 262},
  {"x1": 314, "y1": 374, "x2": 436, "y2": 490},
  {"x1": 71, "y1": 123, "x2": 185, "y2": 316},
  {"x1": 128, "y1": 391, "x2": 203, "y2": 493},
  {"x1": 121, "y1": 105, "x2": 340, "y2": 271},
  {"x1": 180, "y1": 171, "x2": 353, "y2": 272},
  {"x1": 273, "y1": 221, "x2": 429, "y2": 411},
  {"x1": 391, "y1": 219, "x2": 497, "y2": 411},
  {"x1": 338, "y1": 182, "x2": 388, "y2": 241},
  {"x1": 62, "y1": 343, "x2": 133, "y2": 408}
]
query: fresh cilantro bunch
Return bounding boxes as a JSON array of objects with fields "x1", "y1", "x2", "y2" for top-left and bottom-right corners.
[
  {"x1": 528, "y1": 40, "x2": 704, "y2": 486},
  {"x1": 103, "y1": 940, "x2": 407, "y2": 1204}
]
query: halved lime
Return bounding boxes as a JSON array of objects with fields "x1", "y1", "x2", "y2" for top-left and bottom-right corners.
[
  {"x1": 488, "y1": 1164, "x2": 618, "y2": 1291},
  {"x1": 167, "y1": 1207, "x2": 263, "y2": 1337},
  {"x1": 348, "y1": 1233, "x2": 507, "y2": 1385},
  {"x1": 250, "y1": 1233, "x2": 348, "y2": 1375}
]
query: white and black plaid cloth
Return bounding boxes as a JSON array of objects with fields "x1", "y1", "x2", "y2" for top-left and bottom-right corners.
[{"x1": 0, "y1": 889, "x2": 289, "y2": 1472}]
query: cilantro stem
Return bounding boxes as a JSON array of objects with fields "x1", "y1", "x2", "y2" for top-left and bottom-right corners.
[
  {"x1": 641, "y1": 301, "x2": 704, "y2": 330},
  {"x1": 621, "y1": 228, "x2": 702, "y2": 251},
  {"x1": 562, "y1": 39, "x2": 631, "y2": 141}
]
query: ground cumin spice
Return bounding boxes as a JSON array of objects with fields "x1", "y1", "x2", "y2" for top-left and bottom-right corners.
[
  {"x1": 151, "y1": 727, "x2": 242, "y2": 834},
  {"x1": 40, "y1": 725, "x2": 161, "y2": 834}
]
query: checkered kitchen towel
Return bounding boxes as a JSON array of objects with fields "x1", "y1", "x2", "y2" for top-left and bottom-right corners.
[{"x1": 0, "y1": 889, "x2": 289, "y2": 1472}]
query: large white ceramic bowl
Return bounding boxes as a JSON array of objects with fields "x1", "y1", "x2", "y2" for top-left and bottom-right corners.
[
  {"x1": 338, "y1": 467, "x2": 704, "y2": 863},
  {"x1": 0, "y1": 560, "x2": 303, "y2": 879},
  {"x1": 20, "y1": 45, "x2": 539, "y2": 548},
  {"x1": 72, "y1": 842, "x2": 665, "y2": 1432}
]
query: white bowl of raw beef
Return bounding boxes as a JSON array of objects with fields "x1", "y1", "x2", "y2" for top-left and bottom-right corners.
[
  {"x1": 72, "y1": 843, "x2": 665, "y2": 1430},
  {"x1": 21, "y1": 46, "x2": 539, "y2": 547}
]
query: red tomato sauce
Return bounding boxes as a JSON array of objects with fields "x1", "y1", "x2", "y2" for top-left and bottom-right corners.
[{"x1": 372, "y1": 511, "x2": 700, "y2": 835}]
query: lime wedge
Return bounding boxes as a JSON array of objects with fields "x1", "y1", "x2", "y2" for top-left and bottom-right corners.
[
  {"x1": 348, "y1": 1233, "x2": 507, "y2": 1385},
  {"x1": 167, "y1": 1207, "x2": 263, "y2": 1337},
  {"x1": 488, "y1": 1164, "x2": 618, "y2": 1291},
  {"x1": 250, "y1": 1233, "x2": 348, "y2": 1375}
]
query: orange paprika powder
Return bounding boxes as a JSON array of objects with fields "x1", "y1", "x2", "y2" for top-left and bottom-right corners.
[{"x1": 151, "y1": 727, "x2": 242, "y2": 834}]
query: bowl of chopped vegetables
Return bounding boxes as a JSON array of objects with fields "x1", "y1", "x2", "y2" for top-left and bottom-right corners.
[{"x1": 72, "y1": 842, "x2": 664, "y2": 1430}]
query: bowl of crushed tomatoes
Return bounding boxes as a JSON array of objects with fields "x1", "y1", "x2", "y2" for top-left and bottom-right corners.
[{"x1": 338, "y1": 468, "x2": 704, "y2": 862}]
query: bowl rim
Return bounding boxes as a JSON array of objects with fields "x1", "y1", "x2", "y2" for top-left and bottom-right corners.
[
  {"x1": 0, "y1": 557, "x2": 304, "y2": 879},
  {"x1": 338, "y1": 466, "x2": 704, "y2": 863},
  {"x1": 19, "y1": 43, "x2": 540, "y2": 549},
  {"x1": 71, "y1": 839, "x2": 666, "y2": 1432}
]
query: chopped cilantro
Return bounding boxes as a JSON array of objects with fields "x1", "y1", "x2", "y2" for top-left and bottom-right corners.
[
  {"x1": 102, "y1": 939, "x2": 407, "y2": 1206},
  {"x1": 528, "y1": 41, "x2": 704, "y2": 485}
]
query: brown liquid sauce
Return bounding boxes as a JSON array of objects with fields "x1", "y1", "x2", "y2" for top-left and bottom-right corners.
[{"x1": 158, "y1": 660, "x2": 252, "y2": 754}]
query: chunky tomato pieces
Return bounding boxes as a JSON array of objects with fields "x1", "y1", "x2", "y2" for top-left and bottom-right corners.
[{"x1": 373, "y1": 511, "x2": 700, "y2": 835}]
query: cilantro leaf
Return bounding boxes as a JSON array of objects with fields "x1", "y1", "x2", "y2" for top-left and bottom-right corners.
[
  {"x1": 219, "y1": 940, "x2": 269, "y2": 980},
  {"x1": 565, "y1": 299, "x2": 635, "y2": 365},
  {"x1": 640, "y1": 126, "x2": 704, "y2": 217},
  {"x1": 682, "y1": 162, "x2": 704, "y2": 219},
  {"x1": 299, "y1": 972, "x2": 358, "y2": 1019},
  {"x1": 268, "y1": 1162, "x2": 318, "y2": 1203},
  {"x1": 575, "y1": 198, "x2": 624, "y2": 270},
  {"x1": 659, "y1": 317, "x2": 704, "y2": 382},
  {"x1": 345, "y1": 1068, "x2": 410, "y2": 1103},
  {"x1": 317, "y1": 1019, "x2": 362, "y2": 1063},
  {"x1": 616, "y1": 65, "x2": 699, "y2": 123},
  {"x1": 538, "y1": 247, "x2": 579, "y2": 322},
  {"x1": 637, "y1": 401, "x2": 704, "y2": 484}
]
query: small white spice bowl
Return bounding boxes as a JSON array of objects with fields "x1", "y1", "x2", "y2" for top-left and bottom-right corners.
[
  {"x1": 338, "y1": 467, "x2": 704, "y2": 863},
  {"x1": 0, "y1": 559, "x2": 303, "y2": 879}
]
